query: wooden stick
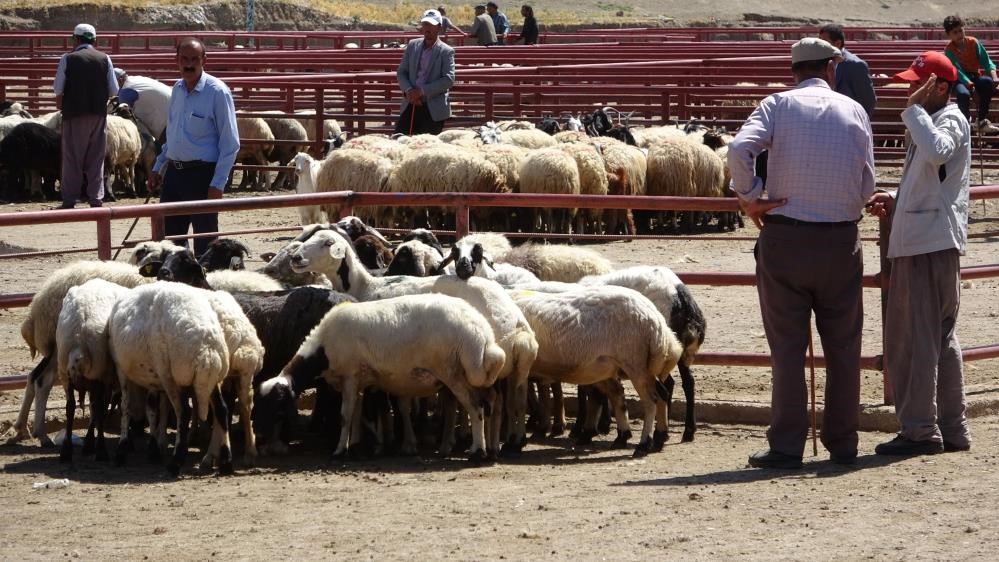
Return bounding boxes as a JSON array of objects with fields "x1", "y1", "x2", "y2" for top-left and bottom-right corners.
[{"x1": 808, "y1": 323, "x2": 818, "y2": 457}]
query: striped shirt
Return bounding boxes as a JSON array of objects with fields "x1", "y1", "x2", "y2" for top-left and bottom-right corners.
[{"x1": 728, "y1": 78, "x2": 876, "y2": 222}]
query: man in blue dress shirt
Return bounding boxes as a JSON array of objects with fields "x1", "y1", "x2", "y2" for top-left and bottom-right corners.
[{"x1": 148, "y1": 37, "x2": 240, "y2": 256}]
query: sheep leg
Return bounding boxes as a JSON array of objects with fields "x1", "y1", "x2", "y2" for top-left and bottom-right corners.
[
  {"x1": 332, "y1": 377, "x2": 359, "y2": 459},
  {"x1": 32, "y1": 364, "x2": 56, "y2": 447},
  {"x1": 443, "y1": 384, "x2": 488, "y2": 463},
  {"x1": 235, "y1": 375, "x2": 257, "y2": 465},
  {"x1": 59, "y1": 380, "x2": 76, "y2": 463},
  {"x1": 608, "y1": 381, "x2": 632, "y2": 448},
  {"x1": 625, "y1": 370, "x2": 660, "y2": 458},
  {"x1": 501, "y1": 369, "x2": 530, "y2": 455},
  {"x1": 573, "y1": 385, "x2": 596, "y2": 445},
  {"x1": 486, "y1": 383, "x2": 504, "y2": 460},
  {"x1": 210, "y1": 386, "x2": 234, "y2": 475},
  {"x1": 532, "y1": 382, "x2": 553, "y2": 440},
  {"x1": 397, "y1": 398, "x2": 419, "y2": 456},
  {"x1": 91, "y1": 381, "x2": 110, "y2": 461},
  {"x1": 165, "y1": 386, "x2": 194, "y2": 478},
  {"x1": 82, "y1": 388, "x2": 96, "y2": 456},
  {"x1": 146, "y1": 392, "x2": 168, "y2": 463},
  {"x1": 9, "y1": 356, "x2": 52, "y2": 443},
  {"x1": 550, "y1": 383, "x2": 566, "y2": 437},
  {"x1": 679, "y1": 362, "x2": 696, "y2": 442},
  {"x1": 438, "y1": 389, "x2": 458, "y2": 457},
  {"x1": 115, "y1": 381, "x2": 135, "y2": 466}
]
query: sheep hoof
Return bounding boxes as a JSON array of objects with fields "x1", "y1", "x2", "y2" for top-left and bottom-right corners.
[
  {"x1": 218, "y1": 461, "x2": 234, "y2": 476},
  {"x1": 681, "y1": 428, "x2": 695, "y2": 443},
  {"x1": 575, "y1": 429, "x2": 596, "y2": 446},
  {"x1": 499, "y1": 441, "x2": 523, "y2": 457},
  {"x1": 467, "y1": 449, "x2": 490, "y2": 465},
  {"x1": 611, "y1": 430, "x2": 632, "y2": 449},
  {"x1": 652, "y1": 429, "x2": 669, "y2": 452},
  {"x1": 632, "y1": 441, "x2": 652, "y2": 458}
]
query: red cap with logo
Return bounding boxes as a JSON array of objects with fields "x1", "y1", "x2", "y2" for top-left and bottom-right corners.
[{"x1": 893, "y1": 51, "x2": 958, "y2": 83}]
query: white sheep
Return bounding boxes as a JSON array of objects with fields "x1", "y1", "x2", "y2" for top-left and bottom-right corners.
[
  {"x1": 9, "y1": 261, "x2": 151, "y2": 445},
  {"x1": 553, "y1": 130, "x2": 590, "y2": 144},
  {"x1": 105, "y1": 115, "x2": 141, "y2": 196},
  {"x1": 268, "y1": 294, "x2": 506, "y2": 460},
  {"x1": 341, "y1": 134, "x2": 408, "y2": 162},
  {"x1": 110, "y1": 282, "x2": 237, "y2": 476},
  {"x1": 54, "y1": 278, "x2": 131, "y2": 462},
  {"x1": 518, "y1": 147, "x2": 580, "y2": 233},
  {"x1": 232, "y1": 117, "x2": 275, "y2": 191},
  {"x1": 446, "y1": 238, "x2": 541, "y2": 286},
  {"x1": 579, "y1": 266, "x2": 707, "y2": 442},
  {"x1": 295, "y1": 109, "x2": 345, "y2": 143},
  {"x1": 499, "y1": 128, "x2": 559, "y2": 149},
  {"x1": 395, "y1": 133, "x2": 445, "y2": 150},
  {"x1": 289, "y1": 229, "x2": 539, "y2": 454},
  {"x1": 509, "y1": 285, "x2": 683, "y2": 456},
  {"x1": 500, "y1": 242, "x2": 613, "y2": 282},
  {"x1": 592, "y1": 137, "x2": 647, "y2": 235},
  {"x1": 460, "y1": 232, "x2": 512, "y2": 262},
  {"x1": 261, "y1": 114, "x2": 309, "y2": 190},
  {"x1": 558, "y1": 142, "x2": 609, "y2": 233}
]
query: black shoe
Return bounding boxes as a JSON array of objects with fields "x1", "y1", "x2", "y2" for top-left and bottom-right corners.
[
  {"x1": 943, "y1": 440, "x2": 970, "y2": 453},
  {"x1": 874, "y1": 434, "x2": 943, "y2": 456},
  {"x1": 830, "y1": 452, "x2": 857, "y2": 465},
  {"x1": 748, "y1": 449, "x2": 803, "y2": 469}
]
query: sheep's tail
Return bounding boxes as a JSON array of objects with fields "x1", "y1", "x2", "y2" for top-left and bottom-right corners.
[
  {"x1": 464, "y1": 342, "x2": 506, "y2": 388},
  {"x1": 20, "y1": 317, "x2": 37, "y2": 359},
  {"x1": 65, "y1": 348, "x2": 90, "y2": 383},
  {"x1": 649, "y1": 326, "x2": 683, "y2": 383}
]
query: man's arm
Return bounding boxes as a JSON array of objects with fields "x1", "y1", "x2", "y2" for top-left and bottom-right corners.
[
  {"x1": 210, "y1": 88, "x2": 241, "y2": 191},
  {"x1": 52, "y1": 55, "x2": 68, "y2": 110},
  {"x1": 848, "y1": 60, "x2": 877, "y2": 118},
  {"x1": 944, "y1": 50, "x2": 974, "y2": 86},
  {"x1": 105, "y1": 55, "x2": 119, "y2": 97},
  {"x1": 396, "y1": 43, "x2": 415, "y2": 94},
  {"x1": 727, "y1": 96, "x2": 775, "y2": 203}
]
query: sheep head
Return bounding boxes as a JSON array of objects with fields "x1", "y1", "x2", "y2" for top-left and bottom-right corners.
[
  {"x1": 198, "y1": 238, "x2": 251, "y2": 271},
  {"x1": 291, "y1": 229, "x2": 349, "y2": 273},
  {"x1": 148, "y1": 248, "x2": 212, "y2": 289}
]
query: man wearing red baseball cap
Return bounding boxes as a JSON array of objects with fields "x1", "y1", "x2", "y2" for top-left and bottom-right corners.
[{"x1": 866, "y1": 51, "x2": 972, "y2": 457}]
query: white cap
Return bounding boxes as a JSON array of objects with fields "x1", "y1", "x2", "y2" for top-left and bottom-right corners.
[
  {"x1": 73, "y1": 23, "x2": 96, "y2": 40},
  {"x1": 420, "y1": 9, "x2": 443, "y2": 26}
]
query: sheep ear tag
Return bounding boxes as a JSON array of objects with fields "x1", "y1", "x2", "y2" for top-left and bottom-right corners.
[
  {"x1": 139, "y1": 261, "x2": 162, "y2": 277},
  {"x1": 329, "y1": 243, "x2": 347, "y2": 260}
]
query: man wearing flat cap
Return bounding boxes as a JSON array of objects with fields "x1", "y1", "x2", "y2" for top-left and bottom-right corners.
[
  {"x1": 728, "y1": 37, "x2": 876, "y2": 470},
  {"x1": 53, "y1": 23, "x2": 118, "y2": 208},
  {"x1": 866, "y1": 52, "x2": 972, "y2": 457},
  {"x1": 395, "y1": 9, "x2": 455, "y2": 135},
  {"x1": 469, "y1": 5, "x2": 498, "y2": 47}
]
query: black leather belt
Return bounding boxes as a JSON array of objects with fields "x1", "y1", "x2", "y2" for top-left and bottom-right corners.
[
  {"x1": 764, "y1": 215, "x2": 859, "y2": 228},
  {"x1": 171, "y1": 160, "x2": 214, "y2": 170}
]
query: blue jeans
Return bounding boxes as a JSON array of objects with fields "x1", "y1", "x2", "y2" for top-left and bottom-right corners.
[{"x1": 954, "y1": 75, "x2": 995, "y2": 121}]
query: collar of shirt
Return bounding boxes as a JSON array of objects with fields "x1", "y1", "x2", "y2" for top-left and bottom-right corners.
[
  {"x1": 795, "y1": 77, "x2": 831, "y2": 90},
  {"x1": 73, "y1": 44, "x2": 93, "y2": 52}
]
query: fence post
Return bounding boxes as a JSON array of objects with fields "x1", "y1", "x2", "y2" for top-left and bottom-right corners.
[
  {"x1": 150, "y1": 213, "x2": 165, "y2": 242},
  {"x1": 455, "y1": 200, "x2": 470, "y2": 239},
  {"x1": 97, "y1": 215, "x2": 112, "y2": 260},
  {"x1": 878, "y1": 214, "x2": 893, "y2": 406}
]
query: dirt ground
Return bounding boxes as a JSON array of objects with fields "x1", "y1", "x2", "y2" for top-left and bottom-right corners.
[{"x1": 0, "y1": 186, "x2": 997, "y2": 559}]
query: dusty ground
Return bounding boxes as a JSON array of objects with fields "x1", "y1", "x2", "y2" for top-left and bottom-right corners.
[{"x1": 0, "y1": 185, "x2": 997, "y2": 559}]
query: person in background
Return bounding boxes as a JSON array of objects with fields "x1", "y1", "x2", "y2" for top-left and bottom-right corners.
[
  {"x1": 818, "y1": 23, "x2": 877, "y2": 118},
  {"x1": 943, "y1": 15, "x2": 999, "y2": 134},
  {"x1": 728, "y1": 38, "x2": 875, "y2": 470},
  {"x1": 148, "y1": 37, "x2": 240, "y2": 256},
  {"x1": 468, "y1": 4, "x2": 498, "y2": 47},
  {"x1": 519, "y1": 5, "x2": 539, "y2": 45},
  {"x1": 436, "y1": 6, "x2": 464, "y2": 35},
  {"x1": 866, "y1": 52, "x2": 972, "y2": 456},
  {"x1": 395, "y1": 9, "x2": 455, "y2": 135},
  {"x1": 53, "y1": 23, "x2": 118, "y2": 209},
  {"x1": 486, "y1": 1, "x2": 509, "y2": 45},
  {"x1": 113, "y1": 67, "x2": 172, "y2": 139}
]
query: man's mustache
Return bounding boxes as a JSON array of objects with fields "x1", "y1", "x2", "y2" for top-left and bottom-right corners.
[{"x1": 183, "y1": 66, "x2": 197, "y2": 72}]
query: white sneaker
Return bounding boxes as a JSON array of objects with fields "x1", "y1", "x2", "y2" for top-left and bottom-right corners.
[{"x1": 978, "y1": 119, "x2": 999, "y2": 135}]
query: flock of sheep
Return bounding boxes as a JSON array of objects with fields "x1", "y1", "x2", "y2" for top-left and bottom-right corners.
[
  {"x1": 6, "y1": 217, "x2": 707, "y2": 476},
  {"x1": 293, "y1": 114, "x2": 741, "y2": 235}
]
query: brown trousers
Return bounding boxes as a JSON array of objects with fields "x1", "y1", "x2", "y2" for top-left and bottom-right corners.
[
  {"x1": 60, "y1": 114, "x2": 106, "y2": 207},
  {"x1": 884, "y1": 249, "x2": 969, "y2": 447},
  {"x1": 756, "y1": 222, "x2": 863, "y2": 458}
]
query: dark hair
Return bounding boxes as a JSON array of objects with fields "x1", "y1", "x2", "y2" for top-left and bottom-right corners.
[
  {"x1": 791, "y1": 58, "x2": 834, "y2": 76},
  {"x1": 944, "y1": 15, "x2": 963, "y2": 33},
  {"x1": 819, "y1": 24, "x2": 845, "y2": 44},
  {"x1": 176, "y1": 37, "x2": 206, "y2": 57},
  {"x1": 521, "y1": 4, "x2": 533, "y2": 16},
  {"x1": 75, "y1": 34, "x2": 95, "y2": 45},
  {"x1": 486, "y1": 1, "x2": 498, "y2": 8}
]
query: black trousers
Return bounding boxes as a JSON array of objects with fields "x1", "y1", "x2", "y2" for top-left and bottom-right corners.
[
  {"x1": 160, "y1": 163, "x2": 218, "y2": 256},
  {"x1": 394, "y1": 103, "x2": 445, "y2": 136}
]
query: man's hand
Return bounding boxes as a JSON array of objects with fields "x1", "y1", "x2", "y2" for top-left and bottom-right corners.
[
  {"x1": 406, "y1": 88, "x2": 424, "y2": 106},
  {"x1": 738, "y1": 196, "x2": 788, "y2": 229},
  {"x1": 206, "y1": 187, "x2": 224, "y2": 200},
  {"x1": 146, "y1": 169, "x2": 163, "y2": 195},
  {"x1": 864, "y1": 192, "x2": 894, "y2": 218},
  {"x1": 907, "y1": 73, "x2": 937, "y2": 108}
]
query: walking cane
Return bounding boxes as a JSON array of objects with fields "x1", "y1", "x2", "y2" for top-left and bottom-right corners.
[
  {"x1": 807, "y1": 324, "x2": 818, "y2": 456},
  {"x1": 111, "y1": 192, "x2": 153, "y2": 261},
  {"x1": 408, "y1": 102, "x2": 417, "y2": 136}
]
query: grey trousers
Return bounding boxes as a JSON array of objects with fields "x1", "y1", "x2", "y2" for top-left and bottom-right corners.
[
  {"x1": 885, "y1": 249, "x2": 970, "y2": 447},
  {"x1": 60, "y1": 114, "x2": 106, "y2": 207},
  {"x1": 756, "y1": 223, "x2": 863, "y2": 458}
]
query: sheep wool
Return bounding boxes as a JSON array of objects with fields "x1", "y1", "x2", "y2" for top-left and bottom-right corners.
[
  {"x1": 499, "y1": 128, "x2": 559, "y2": 149},
  {"x1": 501, "y1": 242, "x2": 613, "y2": 283}
]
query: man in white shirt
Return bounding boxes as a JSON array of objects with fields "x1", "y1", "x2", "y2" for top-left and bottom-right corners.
[{"x1": 114, "y1": 67, "x2": 172, "y2": 139}]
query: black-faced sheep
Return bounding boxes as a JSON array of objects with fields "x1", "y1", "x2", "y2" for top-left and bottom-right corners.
[{"x1": 0, "y1": 122, "x2": 60, "y2": 202}]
